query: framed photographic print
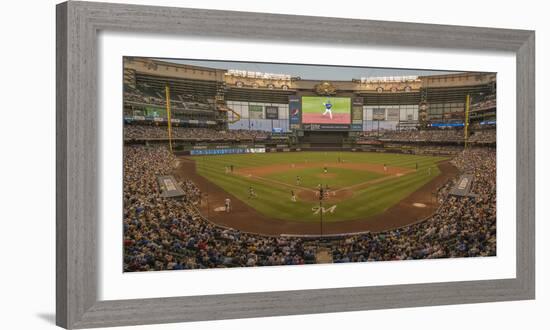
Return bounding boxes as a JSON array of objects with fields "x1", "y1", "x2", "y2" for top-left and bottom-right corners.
[{"x1": 56, "y1": 1, "x2": 535, "y2": 329}]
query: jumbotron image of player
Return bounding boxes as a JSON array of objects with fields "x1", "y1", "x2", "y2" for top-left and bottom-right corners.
[{"x1": 322, "y1": 99, "x2": 333, "y2": 119}]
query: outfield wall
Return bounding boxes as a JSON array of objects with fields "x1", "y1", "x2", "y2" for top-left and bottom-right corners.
[
  {"x1": 172, "y1": 145, "x2": 464, "y2": 157},
  {"x1": 124, "y1": 137, "x2": 489, "y2": 156}
]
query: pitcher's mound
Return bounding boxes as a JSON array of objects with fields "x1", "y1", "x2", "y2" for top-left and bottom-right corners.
[{"x1": 316, "y1": 173, "x2": 337, "y2": 179}]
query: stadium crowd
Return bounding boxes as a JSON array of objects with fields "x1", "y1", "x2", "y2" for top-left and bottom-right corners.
[
  {"x1": 379, "y1": 129, "x2": 464, "y2": 143},
  {"x1": 123, "y1": 146, "x2": 311, "y2": 271},
  {"x1": 468, "y1": 129, "x2": 496, "y2": 144},
  {"x1": 124, "y1": 89, "x2": 213, "y2": 110},
  {"x1": 124, "y1": 125, "x2": 270, "y2": 140},
  {"x1": 123, "y1": 144, "x2": 496, "y2": 271},
  {"x1": 374, "y1": 128, "x2": 495, "y2": 144},
  {"x1": 471, "y1": 95, "x2": 496, "y2": 112}
]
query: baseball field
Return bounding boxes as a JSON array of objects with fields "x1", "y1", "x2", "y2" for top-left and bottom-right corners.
[{"x1": 185, "y1": 152, "x2": 449, "y2": 230}]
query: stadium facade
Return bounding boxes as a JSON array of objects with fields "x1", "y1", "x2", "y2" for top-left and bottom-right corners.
[{"x1": 123, "y1": 57, "x2": 496, "y2": 154}]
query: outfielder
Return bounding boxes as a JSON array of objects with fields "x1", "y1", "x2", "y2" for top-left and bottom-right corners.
[{"x1": 248, "y1": 186, "x2": 257, "y2": 199}]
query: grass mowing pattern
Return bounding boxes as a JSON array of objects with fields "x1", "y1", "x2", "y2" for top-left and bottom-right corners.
[
  {"x1": 265, "y1": 167, "x2": 384, "y2": 190},
  {"x1": 195, "y1": 152, "x2": 446, "y2": 223}
]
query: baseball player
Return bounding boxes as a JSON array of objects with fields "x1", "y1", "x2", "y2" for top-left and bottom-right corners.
[
  {"x1": 225, "y1": 198, "x2": 231, "y2": 212},
  {"x1": 291, "y1": 190, "x2": 296, "y2": 202},
  {"x1": 322, "y1": 99, "x2": 333, "y2": 119},
  {"x1": 248, "y1": 186, "x2": 257, "y2": 199}
]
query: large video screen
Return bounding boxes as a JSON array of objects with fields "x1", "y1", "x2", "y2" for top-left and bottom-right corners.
[{"x1": 301, "y1": 96, "x2": 351, "y2": 124}]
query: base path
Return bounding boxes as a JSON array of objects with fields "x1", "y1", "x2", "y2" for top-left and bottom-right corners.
[{"x1": 173, "y1": 158, "x2": 458, "y2": 236}]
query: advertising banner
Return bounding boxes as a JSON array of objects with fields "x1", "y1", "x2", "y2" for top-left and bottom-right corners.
[
  {"x1": 352, "y1": 97, "x2": 364, "y2": 106},
  {"x1": 352, "y1": 97, "x2": 364, "y2": 124},
  {"x1": 289, "y1": 96, "x2": 301, "y2": 125},
  {"x1": 145, "y1": 106, "x2": 166, "y2": 118},
  {"x1": 372, "y1": 108, "x2": 386, "y2": 120},
  {"x1": 265, "y1": 106, "x2": 279, "y2": 119},
  {"x1": 386, "y1": 108, "x2": 400, "y2": 121},
  {"x1": 351, "y1": 123, "x2": 363, "y2": 131},
  {"x1": 249, "y1": 105, "x2": 264, "y2": 119},
  {"x1": 190, "y1": 147, "x2": 266, "y2": 155}
]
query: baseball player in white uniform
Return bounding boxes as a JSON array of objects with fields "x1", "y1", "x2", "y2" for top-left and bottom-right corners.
[{"x1": 225, "y1": 198, "x2": 231, "y2": 212}]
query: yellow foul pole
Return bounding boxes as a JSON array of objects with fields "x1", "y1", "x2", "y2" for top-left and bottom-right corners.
[
  {"x1": 165, "y1": 84, "x2": 173, "y2": 153},
  {"x1": 464, "y1": 94, "x2": 470, "y2": 149}
]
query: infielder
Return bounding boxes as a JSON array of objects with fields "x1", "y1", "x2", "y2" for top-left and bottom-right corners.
[{"x1": 225, "y1": 198, "x2": 231, "y2": 212}]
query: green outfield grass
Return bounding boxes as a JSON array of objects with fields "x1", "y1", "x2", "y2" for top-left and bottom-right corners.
[
  {"x1": 194, "y1": 152, "x2": 447, "y2": 223},
  {"x1": 301, "y1": 96, "x2": 350, "y2": 114}
]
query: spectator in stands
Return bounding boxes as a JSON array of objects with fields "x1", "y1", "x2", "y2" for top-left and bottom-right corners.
[{"x1": 124, "y1": 125, "x2": 270, "y2": 141}]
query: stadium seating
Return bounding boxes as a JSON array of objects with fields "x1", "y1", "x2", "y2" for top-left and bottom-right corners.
[{"x1": 123, "y1": 145, "x2": 496, "y2": 271}]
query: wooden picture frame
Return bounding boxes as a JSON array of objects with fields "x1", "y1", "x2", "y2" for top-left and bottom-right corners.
[{"x1": 56, "y1": 1, "x2": 535, "y2": 328}]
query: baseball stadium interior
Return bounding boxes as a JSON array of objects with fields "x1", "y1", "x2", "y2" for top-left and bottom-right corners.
[{"x1": 123, "y1": 57, "x2": 496, "y2": 271}]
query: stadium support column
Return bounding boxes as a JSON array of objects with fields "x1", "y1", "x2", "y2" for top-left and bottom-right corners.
[
  {"x1": 165, "y1": 84, "x2": 173, "y2": 153},
  {"x1": 464, "y1": 94, "x2": 470, "y2": 149}
]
